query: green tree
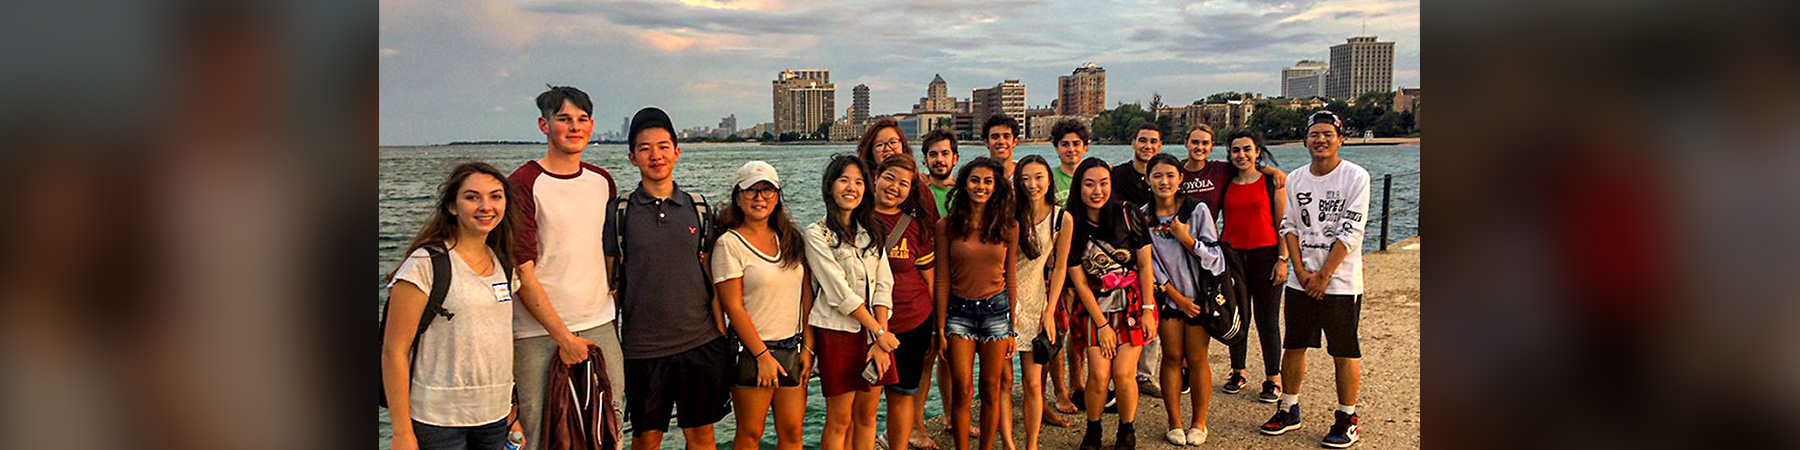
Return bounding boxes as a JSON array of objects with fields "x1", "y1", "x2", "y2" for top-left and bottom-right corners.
[
  {"x1": 779, "y1": 132, "x2": 799, "y2": 142},
  {"x1": 1247, "y1": 107, "x2": 1307, "y2": 141},
  {"x1": 761, "y1": 131, "x2": 774, "y2": 141},
  {"x1": 815, "y1": 121, "x2": 832, "y2": 140}
]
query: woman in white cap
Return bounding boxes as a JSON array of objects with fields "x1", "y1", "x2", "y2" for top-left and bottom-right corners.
[{"x1": 714, "y1": 161, "x2": 815, "y2": 450}]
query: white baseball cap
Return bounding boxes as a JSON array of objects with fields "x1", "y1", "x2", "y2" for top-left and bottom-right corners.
[{"x1": 733, "y1": 161, "x2": 781, "y2": 190}]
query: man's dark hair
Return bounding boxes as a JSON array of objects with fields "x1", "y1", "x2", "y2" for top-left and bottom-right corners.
[
  {"x1": 921, "y1": 129, "x2": 959, "y2": 155},
  {"x1": 1135, "y1": 122, "x2": 1162, "y2": 139},
  {"x1": 981, "y1": 115, "x2": 1021, "y2": 141},
  {"x1": 535, "y1": 85, "x2": 593, "y2": 118},
  {"x1": 1050, "y1": 119, "x2": 1090, "y2": 145}
]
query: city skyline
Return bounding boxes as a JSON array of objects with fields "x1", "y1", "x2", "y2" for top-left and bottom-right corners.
[{"x1": 380, "y1": 0, "x2": 1420, "y2": 145}]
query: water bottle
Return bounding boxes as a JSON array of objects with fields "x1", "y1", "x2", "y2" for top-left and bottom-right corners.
[{"x1": 504, "y1": 429, "x2": 523, "y2": 450}]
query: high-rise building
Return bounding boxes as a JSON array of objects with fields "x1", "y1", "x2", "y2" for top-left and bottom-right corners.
[
  {"x1": 851, "y1": 84, "x2": 870, "y2": 125},
  {"x1": 913, "y1": 74, "x2": 957, "y2": 113},
  {"x1": 1326, "y1": 36, "x2": 1394, "y2": 101},
  {"x1": 1282, "y1": 60, "x2": 1329, "y2": 99},
  {"x1": 971, "y1": 80, "x2": 1026, "y2": 133},
  {"x1": 1057, "y1": 62, "x2": 1106, "y2": 117},
  {"x1": 772, "y1": 69, "x2": 836, "y2": 137},
  {"x1": 620, "y1": 116, "x2": 631, "y2": 141}
]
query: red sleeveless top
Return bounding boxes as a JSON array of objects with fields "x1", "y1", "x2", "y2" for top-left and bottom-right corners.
[{"x1": 1221, "y1": 176, "x2": 1278, "y2": 249}]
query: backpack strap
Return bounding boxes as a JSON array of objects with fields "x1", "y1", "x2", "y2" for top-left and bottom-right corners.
[
  {"x1": 420, "y1": 243, "x2": 456, "y2": 326},
  {"x1": 883, "y1": 213, "x2": 913, "y2": 252},
  {"x1": 611, "y1": 198, "x2": 630, "y2": 292},
  {"x1": 690, "y1": 192, "x2": 716, "y2": 299},
  {"x1": 1264, "y1": 172, "x2": 1280, "y2": 232}
]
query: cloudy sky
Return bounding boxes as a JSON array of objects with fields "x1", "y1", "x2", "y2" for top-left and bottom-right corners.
[{"x1": 379, "y1": 0, "x2": 1418, "y2": 145}]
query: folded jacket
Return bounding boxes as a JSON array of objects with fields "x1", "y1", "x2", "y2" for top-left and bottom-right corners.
[{"x1": 542, "y1": 345, "x2": 621, "y2": 450}]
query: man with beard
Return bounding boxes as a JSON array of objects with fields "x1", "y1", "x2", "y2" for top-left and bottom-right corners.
[{"x1": 921, "y1": 128, "x2": 960, "y2": 218}]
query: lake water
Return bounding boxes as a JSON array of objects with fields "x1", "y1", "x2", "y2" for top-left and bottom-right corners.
[{"x1": 376, "y1": 142, "x2": 1419, "y2": 449}]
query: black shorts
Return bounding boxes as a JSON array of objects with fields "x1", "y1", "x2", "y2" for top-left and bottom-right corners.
[
  {"x1": 886, "y1": 320, "x2": 935, "y2": 395},
  {"x1": 1282, "y1": 288, "x2": 1362, "y2": 358},
  {"x1": 623, "y1": 336, "x2": 733, "y2": 434},
  {"x1": 1157, "y1": 290, "x2": 1207, "y2": 327}
]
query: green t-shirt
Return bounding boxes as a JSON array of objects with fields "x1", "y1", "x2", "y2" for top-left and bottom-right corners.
[
  {"x1": 1052, "y1": 166, "x2": 1075, "y2": 207},
  {"x1": 930, "y1": 184, "x2": 953, "y2": 217}
]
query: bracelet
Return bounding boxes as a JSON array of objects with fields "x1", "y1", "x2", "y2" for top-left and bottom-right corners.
[
  {"x1": 755, "y1": 348, "x2": 770, "y2": 358},
  {"x1": 1095, "y1": 320, "x2": 1111, "y2": 329}
]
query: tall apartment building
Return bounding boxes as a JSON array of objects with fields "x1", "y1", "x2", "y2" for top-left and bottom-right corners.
[
  {"x1": 970, "y1": 79, "x2": 1026, "y2": 133},
  {"x1": 772, "y1": 69, "x2": 836, "y2": 137},
  {"x1": 1282, "y1": 60, "x2": 1329, "y2": 99},
  {"x1": 1057, "y1": 62, "x2": 1106, "y2": 117},
  {"x1": 851, "y1": 84, "x2": 870, "y2": 125},
  {"x1": 1326, "y1": 36, "x2": 1394, "y2": 101}
]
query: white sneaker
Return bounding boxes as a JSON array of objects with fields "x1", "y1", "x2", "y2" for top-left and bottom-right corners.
[
  {"x1": 1164, "y1": 429, "x2": 1187, "y2": 446},
  {"x1": 1185, "y1": 427, "x2": 1207, "y2": 445}
]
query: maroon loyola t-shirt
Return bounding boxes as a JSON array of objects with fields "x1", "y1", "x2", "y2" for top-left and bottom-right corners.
[
  {"x1": 874, "y1": 211, "x2": 935, "y2": 333},
  {"x1": 1179, "y1": 160, "x2": 1233, "y2": 217}
]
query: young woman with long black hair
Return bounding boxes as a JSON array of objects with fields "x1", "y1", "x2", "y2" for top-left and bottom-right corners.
[
  {"x1": 714, "y1": 161, "x2": 814, "y2": 450},
  {"x1": 934, "y1": 156, "x2": 1020, "y2": 450},
  {"x1": 1009, "y1": 155, "x2": 1076, "y2": 450},
  {"x1": 1218, "y1": 131, "x2": 1290, "y2": 403},
  {"x1": 867, "y1": 153, "x2": 940, "y2": 450},
  {"x1": 1064, "y1": 157, "x2": 1158, "y2": 450},
  {"x1": 804, "y1": 155, "x2": 901, "y2": 450}
]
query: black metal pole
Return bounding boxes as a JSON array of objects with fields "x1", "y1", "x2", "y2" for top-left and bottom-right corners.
[{"x1": 1380, "y1": 173, "x2": 1392, "y2": 251}]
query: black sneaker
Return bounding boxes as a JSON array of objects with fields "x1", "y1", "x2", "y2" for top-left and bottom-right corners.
[
  {"x1": 1116, "y1": 421, "x2": 1137, "y2": 450},
  {"x1": 1072, "y1": 390, "x2": 1086, "y2": 410},
  {"x1": 1322, "y1": 411, "x2": 1360, "y2": 448},
  {"x1": 1103, "y1": 389, "x2": 1118, "y2": 413},
  {"x1": 1079, "y1": 420, "x2": 1103, "y2": 450},
  {"x1": 1222, "y1": 372, "x2": 1248, "y2": 394},
  {"x1": 1181, "y1": 368, "x2": 1191, "y2": 395},
  {"x1": 1258, "y1": 381, "x2": 1282, "y2": 403},
  {"x1": 1259, "y1": 404, "x2": 1303, "y2": 436}
]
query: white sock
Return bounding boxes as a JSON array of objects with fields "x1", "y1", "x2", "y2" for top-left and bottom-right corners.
[
  {"x1": 1279, "y1": 393, "x2": 1299, "y2": 409},
  {"x1": 1338, "y1": 404, "x2": 1356, "y2": 415}
]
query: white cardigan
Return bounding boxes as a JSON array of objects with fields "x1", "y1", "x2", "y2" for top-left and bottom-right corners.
[{"x1": 802, "y1": 220, "x2": 895, "y2": 332}]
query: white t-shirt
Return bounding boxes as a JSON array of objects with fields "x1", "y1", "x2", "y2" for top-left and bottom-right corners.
[
  {"x1": 1281, "y1": 159, "x2": 1371, "y2": 295},
  {"x1": 711, "y1": 230, "x2": 807, "y2": 342},
  {"x1": 388, "y1": 246, "x2": 518, "y2": 427},
  {"x1": 508, "y1": 161, "x2": 617, "y2": 339}
]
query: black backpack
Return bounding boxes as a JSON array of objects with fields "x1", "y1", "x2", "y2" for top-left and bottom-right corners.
[
  {"x1": 1192, "y1": 240, "x2": 1253, "y2": 347},
  {"x1": 377, "y1": 243, "x2": 513, "y2": 408}
]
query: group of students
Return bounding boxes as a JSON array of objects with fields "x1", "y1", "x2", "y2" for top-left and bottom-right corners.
[{"x1": 380, "y1": 85, "x2": 1373, "y2": 450}]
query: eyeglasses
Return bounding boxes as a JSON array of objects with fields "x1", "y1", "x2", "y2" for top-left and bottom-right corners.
[
  {"x1": 874, "y1": 139, "x2": 902, "y2": 151},
  {"x1": 740, "y1": 186, "x2": 781, "y2": 200}
]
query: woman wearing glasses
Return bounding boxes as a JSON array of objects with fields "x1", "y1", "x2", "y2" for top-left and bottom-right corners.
[
  {"x1": 857, "y1": 118, "x2": 941, "y2": 224},
  {"x1": 1064, "y1": 157, "x2": 1157, "y2": 450},
  {"x1": 804, "y1": 154, "x2": 900, "y2": 450},
  {"x1": 714, "y1": 161, "x2": 814, "y2": 450}
]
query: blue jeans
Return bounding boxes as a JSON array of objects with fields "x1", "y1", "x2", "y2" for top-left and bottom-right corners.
[
  {"x1": 945, "y1": 291, "x2": 1015, "y2": 341},
  {"x1": 413, "y1": 418, "x2": 508, "y2": 450}
]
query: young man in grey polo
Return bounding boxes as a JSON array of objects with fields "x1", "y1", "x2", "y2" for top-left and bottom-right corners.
[{"x1": 603, "y1": 107, "x2": 731, "y2": 450}]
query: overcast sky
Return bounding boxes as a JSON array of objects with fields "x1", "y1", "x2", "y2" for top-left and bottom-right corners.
[{"x1": 379, "y1": 0, "x2": 1419, "y2": 145}]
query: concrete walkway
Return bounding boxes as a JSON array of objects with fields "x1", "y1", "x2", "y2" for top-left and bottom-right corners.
[{"x1": 917, "y1": 236, "x2": 1421, "y2": 449}]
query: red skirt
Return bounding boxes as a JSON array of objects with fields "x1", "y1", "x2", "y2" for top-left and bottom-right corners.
[{"x1": 813, "y1": 327, "x2": 899, "y2": 397}]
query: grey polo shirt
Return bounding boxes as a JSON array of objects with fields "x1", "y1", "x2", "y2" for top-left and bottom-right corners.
[{"x1": 603, "y1": 182, "x2": 720, "y2": 359}]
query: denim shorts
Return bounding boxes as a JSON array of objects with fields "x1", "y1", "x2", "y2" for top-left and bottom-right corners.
[{"x1": 945, "y1": 291, "x2": 1015, "y2": 341}]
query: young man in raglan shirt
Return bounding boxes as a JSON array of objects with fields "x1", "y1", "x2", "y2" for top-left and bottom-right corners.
[
  {"x1": 604, "y1": 107, "x2": 732, "y2": 450},
  {"x1": 507, "y1": 86, "x2": 619, "y2": 450},
  {"x1": 1176, "y1": 124, "x2": 1286, "y2": 397},
  {"x1": 1049, "y1": 119, "x2": 1091, "y2": 209},
  {"x1": 921, "y1": 128, "x2": 960, "y2": 218},
  {"x1": 981, "y1": 115, "x2": 1021, "y2": 178},
  {"x1": 1259, "y1": 110, "x2": 1370, "y2": 448}
]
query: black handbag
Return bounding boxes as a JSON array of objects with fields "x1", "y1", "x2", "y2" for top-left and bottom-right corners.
[{"x1": 1030, "y1": 331, "x2": 1063, "y2": 365}]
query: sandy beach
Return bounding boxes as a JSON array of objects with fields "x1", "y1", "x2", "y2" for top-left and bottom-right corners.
[{"x1": 917, "y1": 236, "x2": 1421, "y2": 449}]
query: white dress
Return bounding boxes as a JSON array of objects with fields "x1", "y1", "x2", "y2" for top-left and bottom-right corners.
[{"x1": 1012, "y1": 208, "x2": 1056, "y2": 341}]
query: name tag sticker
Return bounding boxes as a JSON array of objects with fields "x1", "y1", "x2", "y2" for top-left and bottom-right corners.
[{"x1": 492, "y1": 282, "x2": 512, "y2": 302}]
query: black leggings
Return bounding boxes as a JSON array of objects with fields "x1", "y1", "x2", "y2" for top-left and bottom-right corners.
[{"x1": 1228, "y1": 245, "x2": 1284, "y2": 377}]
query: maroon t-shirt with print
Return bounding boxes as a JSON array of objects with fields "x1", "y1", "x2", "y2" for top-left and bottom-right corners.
[
  {"x1": 1179, "y1": 160, "x2": 1233, "y2": 217},
  {"x1": 874, "y1": 211, "x2": 936, "y2": 333}
]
